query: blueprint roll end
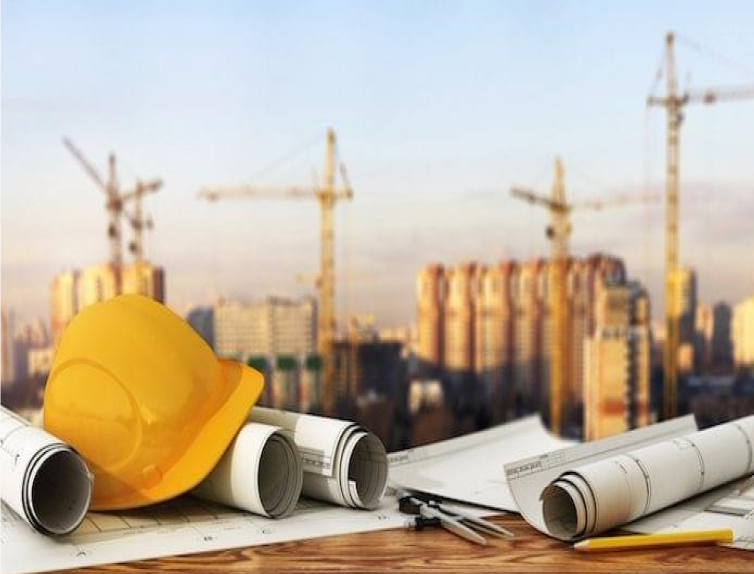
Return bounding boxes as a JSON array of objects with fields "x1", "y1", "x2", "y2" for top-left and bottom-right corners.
[
  {"x1": 541, "y1": 480, "x2": 585, "y2": 540},
  {"x1": 258, "y1": 431, "x2": 303, "y2": 518},
  {"x1": 345, "y1": 432, "x2": 388, "y2": 510},
  {"x1": 26, "y1": 445, "x2": 92, "y2": 536}
]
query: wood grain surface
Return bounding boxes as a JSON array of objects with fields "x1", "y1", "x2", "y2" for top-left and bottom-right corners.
[{"x1": 55, "y1": 514, "x2": 750, "y2": 574}]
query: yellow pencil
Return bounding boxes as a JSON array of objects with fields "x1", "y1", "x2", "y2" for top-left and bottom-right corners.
[{"x1": 574, "y1": 529, "x2": 734, "y2": 553}]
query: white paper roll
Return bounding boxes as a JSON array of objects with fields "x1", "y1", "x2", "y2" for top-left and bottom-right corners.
[
  {"x1": 249, "y1": 408, "x2": 388, "y2": 510},
  {"x1": 541, "y1": 415, "x2": 754, "y2": 540},
  {"x1": 0, "y1": 406, "x2": 92, "y2": 535},
  {"x1": 193, "y1": 422, "x2": 303, "y2": 518}
]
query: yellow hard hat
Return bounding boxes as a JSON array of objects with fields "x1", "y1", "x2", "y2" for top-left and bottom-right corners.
[{"x1": 44, "y1": 294, "x2": 264, "y2": 511}]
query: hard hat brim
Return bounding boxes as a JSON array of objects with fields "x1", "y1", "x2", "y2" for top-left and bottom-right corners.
[{"x1": 90, "y1": 359, "x2": 264, "y2": 510}]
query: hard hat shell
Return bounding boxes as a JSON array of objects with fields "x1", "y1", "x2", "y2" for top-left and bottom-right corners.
[{"x1": 44, "y1": 294, "x2": 264, "y2": 510}]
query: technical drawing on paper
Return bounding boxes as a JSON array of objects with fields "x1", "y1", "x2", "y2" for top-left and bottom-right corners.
[{"x1": 1, "y1": 495, "x2": 405, "y2": 574}]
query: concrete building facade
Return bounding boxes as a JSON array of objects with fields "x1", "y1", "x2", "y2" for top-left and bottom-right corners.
[
  {"x1": 1, "y1": 308, "x2": 14, "y2": 387},
  {"x1": 213, "y1": 296, "x2": 317, "y2": 362},
  {"x1": 443, "y1": 262, "x2": 477, "y2": 378},
  {"x1": 583, "y1": 283, "x2": 651, "y2": 440},
  {"x1": 50, "y1": 263, "x2": 164, "y2": 345},
  {"x1": 416, "y1": 264, "x2": 445, "y2": 375},
  {"x1": 733, "y1": 294, "x2": 754, "y2": 368},
  {"x1": 416, "y1": 253, "x2": 634, "y2": 434},
  {"x1": 711, "y1": 302, "x2": 734, "y2": 369}
]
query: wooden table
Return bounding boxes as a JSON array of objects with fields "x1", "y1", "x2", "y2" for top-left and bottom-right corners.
[{"x1": 61, "y1": 515, "x2": 750, "y2": 574}]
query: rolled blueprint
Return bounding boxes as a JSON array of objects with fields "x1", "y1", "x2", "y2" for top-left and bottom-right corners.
[
  {"x1": 0, "y1": 406, "x2": 92, "y2": 535},
  {"x1": 193, "y1": 422, "x2": 303, "y2": 518},
  {"x1": 541, "y1": 415, "x2": 754, "y2": 540},
  {"x1": 249, "y1": 407, "x2": 388, "y2": 509}
]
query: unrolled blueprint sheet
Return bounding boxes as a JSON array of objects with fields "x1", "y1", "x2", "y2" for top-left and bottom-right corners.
[
  {"x1": 388, "y1": 415, "x2": 573, "y2": 511},
  {"x1": 0, "y1": 496, "x2": 408, "y2": 574},
  {"x1": 505, "y1": 416, "x2": 696, "y2": 537}
]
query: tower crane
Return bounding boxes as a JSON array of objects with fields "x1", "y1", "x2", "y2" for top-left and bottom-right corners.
[
  {"x1": 646, "y1": 31, "x2": 754, "y2": 420},
  {"x1": 123, "y1": 179, "x2": 163, "y2": 295},
  {"x1": 63, "y1": 138, "x2": 162, "y2": 293},
  {"x1": 198, "y1": 128, "x2": 353, "y2": 414},
  {"x1": 511, "y1": 158, "x2": 658, "y2": 435},
  {"x1": 63, "y1": 138, "x2": 124, "y2": 291}
]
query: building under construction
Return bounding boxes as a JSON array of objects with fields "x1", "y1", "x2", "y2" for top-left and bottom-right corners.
[
  {"x1": 50, "y1": 264, "x2": 165, "y2": 345},
  {"x1": 52, "y1": 138, "x2": 165, "y2": 345}
]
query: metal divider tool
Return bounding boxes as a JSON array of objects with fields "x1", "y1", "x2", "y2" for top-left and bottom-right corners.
[{"x1": 397, "y1": 489, "x2": 515, "y2": 545}]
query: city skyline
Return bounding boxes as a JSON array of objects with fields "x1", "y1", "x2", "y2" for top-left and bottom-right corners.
[{"x1": 3, "y1": 1, "x2": 754, "y2": 327}]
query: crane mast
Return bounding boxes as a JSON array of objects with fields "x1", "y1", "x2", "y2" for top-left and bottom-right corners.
[
  {"x1": 663, "y1": 32, "x2": 682, "y2": 421},
  {"x1": 317, "y1": 129, "x2": 339, "y2": 408},
  {"x1": 106, "y1": 153, "x2": 123, "y2": 292},
  {"x1": 124, "y1": 179, "x2": 163, "y2": 293},
  {"x1": 548, "y1": 159, "x2": 569, "y2": 436}
]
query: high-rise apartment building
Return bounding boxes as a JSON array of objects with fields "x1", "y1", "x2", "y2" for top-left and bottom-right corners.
[
  {"x1": 214, "y1": 297, "x2": 317, "y2": 411},
  {"x1": 733, "y1": 294, "x2": 754, "y2": 368},
  {"x1": 694, "y1": 303, "x2": 713, "y2": 372},
  {"x1": 271, "y1": 356, "x2": 299, "y2": 411},
  {"x1": 6, "y1": 317, "x2": 51, "y2": 384},
  {"x1": 568, "y1": 259, "x2": 588, "y2": 407},
  {"x1": 50, "y1": 270, "x2": 79, "y2": 345},
  {"x1": 675, "y1": 267, "x2": 698, "y2": 343},
  {"x1": 1, "y1": 308, "x2": 14, "y2": 387},
  {"x1": 443, "y1": 262, "x2": 476, "y2": 379},
  {"x1": 122, "y1": 265, "x2": 165, "y2": 304},
  {"x1": 416, "y1": 253, "x2": 632, "y2": 433},
  {"x1": 665, "y1": 267, "x2": 697, "y2": 374},
  {"x1": 213, "y1": 296, "x2": 316, "y2": 362},
  {"x1": 513, "y1": 259, "x2": 546, "y2": 411},
  {"x1": 583, "y1": 283, "x2": 650, "y2": 440},
  {"x1": 186, "y1": 306, "x2": 214, "y2": 348},
  {"x1": 416, "y1": 264, "x2": 445, "y2": 375},
  {"x1": 28, "y1": 347, "x2": 56, "y2": 378},
  {"x1": 712, "y1": 302, "x2": 734, "y2": 369},
  {"x1": 474, "y1": 262, "x2": 516, "y2": 405},
  {"x1": 299, "y1": 355, "x2": 322, "y2": 413},
  {"x1": 333, "y1": 339, "x2": 403, "y2": 402},
  {"x1": 77, "y1": 264, "x2": 119, "y2": 309},
  {"x1": 50, "y1": 264, "x2": 165, "y2": 345}
]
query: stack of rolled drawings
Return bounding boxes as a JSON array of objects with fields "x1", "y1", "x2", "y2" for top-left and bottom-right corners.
[
  {"x1": 0, "y1": 404, "x2": 389, "y2": 537},
  {"x1": 194, "y1": 408, "x2": 388, "y2": 515}
]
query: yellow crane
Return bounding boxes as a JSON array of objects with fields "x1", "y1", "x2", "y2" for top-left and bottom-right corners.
[
  {"x1": 124, "y1": 179, "x2": 163, "y2": 294},
  {"x1": 646, "y1": 31, "x2": 754, "y2": 420},
  {"x1": 511, "y1": 158, "x2": 658, "y2": 434},
  {"x1": 63, "y1": 138, "x2": 162, "y2": 293},
  {"x1": 198, "y1": 128, "x2": 353, "y2": 414}
]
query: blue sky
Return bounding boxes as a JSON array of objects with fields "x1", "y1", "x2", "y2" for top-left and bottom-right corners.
[{"x1": 2, "y1": 0, "x2": 754, "y2": 327}]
